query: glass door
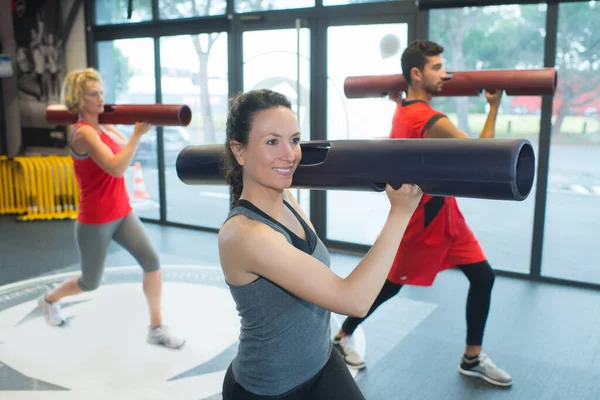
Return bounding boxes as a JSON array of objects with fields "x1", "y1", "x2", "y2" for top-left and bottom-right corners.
[
  {"x1": 325, "y1": 22, "x2": 409, "y2": 246},
  {"x1": 159, "y1": 32, "x2": 230, "y2": 229},
  {"x1": 542, "y1": 1, "x2": 600, "y2": 284},
  {"x1": 97, "y1": 38, "x2": 160, "y2": 221},
  {"x1": 241, "y1": 21, "x2": 312, "y2": 215}
]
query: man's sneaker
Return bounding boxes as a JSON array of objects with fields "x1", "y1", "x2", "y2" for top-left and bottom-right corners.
[
  {"x1": 333, "y1": 336, "x2": 366, "y2": 369},
  {"x1": 459, "y1": 351, "x2": 513, "y2": 387},
  {"x1": 37, "y1": 295, "x2": 65, "y2": 327},
  {"x1": 147, "y1": 325, "x2": 186, "y2": 349}
]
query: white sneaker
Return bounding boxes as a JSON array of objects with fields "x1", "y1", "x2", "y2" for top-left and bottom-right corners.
[
  {"x1": 38, "y1": 295, "x2": 65, "y2": 327},
  {"x1": 459, "y1": 351, "x2": 513, "y2": 387},
  {"x1": 333, "y1": 336, "x2": 366, "y2": 369},
  {"x1": 147, "y1": 325, "x2": 186, "y2": 349}
]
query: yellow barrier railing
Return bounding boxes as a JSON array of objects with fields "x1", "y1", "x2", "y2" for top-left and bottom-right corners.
[
  {"x1": 0, "y1": 156, "x2": 26, "y2": 216},
  {"x1": 0, "y1": 155, "x2": 79, "y2": 221}
]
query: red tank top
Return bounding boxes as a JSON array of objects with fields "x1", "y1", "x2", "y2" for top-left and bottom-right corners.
[
  {"x1": 70, "y1": 121, "x2": 132, "y2": 224},
  {"x1": 390, "y1": 100, "x2": 463, "y2": 244}
]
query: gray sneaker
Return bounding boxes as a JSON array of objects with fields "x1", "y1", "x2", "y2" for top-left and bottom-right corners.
[
  {"x1": 459, "y1": 352, "x2": 513, "y2": 387},
  {"x1": 148, "y1": 325, "x2": 186, "y2": 349},
  {"x1": 38, "y1": 295, "x2": 65, "y2": 327},
  {"x1": 333, "y1": 336, "x2": 366, "y2": 369}
]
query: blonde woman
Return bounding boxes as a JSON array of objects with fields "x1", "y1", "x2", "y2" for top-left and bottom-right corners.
[{"x1": 38, "y1": 68, "x2": 184, "y2": 349}]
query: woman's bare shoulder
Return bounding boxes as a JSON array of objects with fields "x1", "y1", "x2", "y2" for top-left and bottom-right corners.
[
  {"x1": 219, "y1": 214, "x2": 279, "y2": 249},
  {"x1": 218, "y1": 213, "x2": 289, "y2": 285}
]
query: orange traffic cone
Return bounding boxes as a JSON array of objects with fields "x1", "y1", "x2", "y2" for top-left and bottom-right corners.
[{"x1": 133, "y1": 162, "x2": 151, "y2": 199}]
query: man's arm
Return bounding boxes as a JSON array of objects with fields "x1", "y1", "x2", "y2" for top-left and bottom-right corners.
[
  {"x1": 479, "y1": 90, "x2": 502, "y2": 138},
  {"x1": 388, "y1": 91, "x2": 402, "y2": 103},
  {"x1": 426, "y1": 117, "x2": 469, "y2": 139},
  {"x1": 426, "y1": 89, "x2": 503, "y2": 139}
]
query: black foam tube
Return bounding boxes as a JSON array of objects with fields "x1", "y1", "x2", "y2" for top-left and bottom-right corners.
[{"x1": 176, "y1": 139, "x2": 536, "y2": 201}]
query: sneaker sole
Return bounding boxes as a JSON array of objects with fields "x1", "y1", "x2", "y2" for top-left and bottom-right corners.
[
  {"x1": 148, "y1": 338, "x2": 186, "y2": 349},
  {"x1": 333, "y1": 343, "x2": 366, "y2": 370},
  {"x1": 171, "y1": 340, "x2": 186, "y2": 350},
  {"x1": 458, "y1": 367, "x2": 513, "y2": 387},
  {"x1": 346, "y1": 361, "x2": 367, "y2": 370},
  {"x1": 38, "y1": 298, "x2": 65, "y2": 327}
]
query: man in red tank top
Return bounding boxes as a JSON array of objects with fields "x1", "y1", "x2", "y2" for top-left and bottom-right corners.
[{"x1": 334, "y1": 40, "x2": 513, "y2": 387}]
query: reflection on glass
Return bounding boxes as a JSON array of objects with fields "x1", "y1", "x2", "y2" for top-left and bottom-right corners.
[
  {"x1": 429, "y1": 5, "x2": 546, "y2": 273},
  {"x1": 97, "y1": 39, "x2": 159, "y2": 220},
  {"x1": 159, "y1": 0, "x2": 226, "y2": 19},
  {"x1": 160, "y1": 33, "x2": 229, "y2": 229},
  {"x1": 324, "y1": 0, "x2": 398, "y2": 6},
  {"x1": 236, "y1": 0, "x2": 314, "y2": 13},
  {"x1": 326, "y1": 24, "x2": 408, "y2": 245},
  {"x1": 95, "y1": 0, "x2": 152, "y2": 25},
  {"x1": 542, "y1": 1, "x2": 600, "y2": 284},
  {"x1": 243, "y1": 29, "x2": 312, "y2": 216}
]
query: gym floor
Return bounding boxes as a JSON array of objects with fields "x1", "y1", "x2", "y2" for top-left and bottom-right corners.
[{"x1": 1, "y1": 217, "x2": 598, "y2": 399}]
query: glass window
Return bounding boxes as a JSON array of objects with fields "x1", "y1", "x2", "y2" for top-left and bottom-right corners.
[
  {"x1": 159, "y1": 0, "x2": 226, "y2": 19},
  {"x1": 429, "y1": 5, "x2": 546, "y2": 273},
  {"x1": 326, "y1": 23, "x2": 408, "y2": 245},
  {"x1": 95, "y1": 0, "x2": 152, "y2": 25},
  {"x1": 324, "y1": 0, "x2": 401, "y2": 6},
  {"x1": 542, "y1": 1, "x2": 600, "y2": 284},
  {"x1": 160, "y1": 33, "x2": 229, "y2": 229},
  {"x1": 97, "y1": 38, "x2": 159, "y2": 220},
  {"x1": 243, "y1": 28, "x2": 311, "y2": 216},
  {"x1": 236, "y1": 0, "x2": 314, "y2": 13}
]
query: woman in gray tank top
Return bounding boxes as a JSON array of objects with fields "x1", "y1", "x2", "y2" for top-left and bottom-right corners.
[{"x1": 219, "y1": 89, "x2": 422, "y2": 399}]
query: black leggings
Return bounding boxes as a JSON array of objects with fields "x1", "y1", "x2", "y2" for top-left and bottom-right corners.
[
  {"x1": 341, "y1": 261, "x2": 496, "y2": 346},
  {"x1": 222, "y1": 348, "x2": 366, "y2": 400}
]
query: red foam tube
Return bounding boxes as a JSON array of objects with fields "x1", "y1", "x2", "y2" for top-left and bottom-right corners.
[
  {"x1": 344, "y1": 68, "x2": 557, "y2": 98},
  {"x1": 45, "y1": 104, "x2": 192, "y2": 126}
]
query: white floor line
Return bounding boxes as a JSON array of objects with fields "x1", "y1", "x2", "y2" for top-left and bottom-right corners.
[{"x1": 569, "y1": 184, "x2": 590, "y2": 194}]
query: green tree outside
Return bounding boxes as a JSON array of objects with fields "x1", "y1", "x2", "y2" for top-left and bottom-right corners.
[
  {"x1": 429, "y1": 3, "x2": 599, "y2": 138},
  {"x1": 113, "y1": 46, "x2": 133, "y2": 100}
]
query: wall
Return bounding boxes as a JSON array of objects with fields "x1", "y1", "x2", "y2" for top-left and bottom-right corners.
[
  {"x1": 63, "y1": 0, "x2": 87, "y2": 72},
  {"x1": 0, "y1": 0, "x2": 87, "y2": 156},
  {"x1": 0, "y1": 0, "x2": 21, "y2": 156}
]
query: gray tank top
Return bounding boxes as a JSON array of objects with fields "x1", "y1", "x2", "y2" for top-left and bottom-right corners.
[{"x1": 226, "y1": 200, "x2": 333, "y2": 396}]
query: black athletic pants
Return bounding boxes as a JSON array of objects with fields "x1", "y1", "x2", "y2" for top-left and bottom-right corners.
[
  {"x1": 341, "y1": 261, "x2": 496, "y2": 346},
  {"x1": 222, "y1": 348, "x2": 366, "y2": 400}
]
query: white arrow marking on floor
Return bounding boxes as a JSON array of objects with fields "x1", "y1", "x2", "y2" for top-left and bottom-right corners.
[
  {"x1": 569, "y1": 184, "x2": 589, "y2": 194},
  {"x1": 592, "y1": 186, "x2": 600, "y2": 196}
]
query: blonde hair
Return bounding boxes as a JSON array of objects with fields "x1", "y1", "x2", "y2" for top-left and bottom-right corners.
[{"x1": 61, "y1": 68, "x2": 103, "y2": 113}]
